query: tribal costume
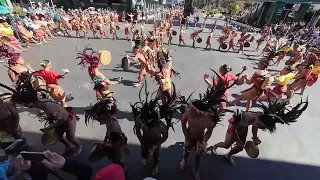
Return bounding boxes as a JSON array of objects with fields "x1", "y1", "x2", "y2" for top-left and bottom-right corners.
[
  {"x1": 85, "y1": 98, "x2": 129, "y2": 168},
  {"x1": 212, "y1": 98, "x2": 308, "y2": 166},
  {"x1": 130, "y1": 81, "x2": 177, "y2": 175},
  {"x1": 180, "y1": 72, "x2": 228, "y2": 180},
  {"x1": 77, "y1": 45, "x2": 118, "y2": 101}
]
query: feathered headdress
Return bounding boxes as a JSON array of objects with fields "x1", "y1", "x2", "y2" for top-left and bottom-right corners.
[
  {"x1": 0, "y1": 70, "x2": 50, "y2": 106},
  {"x1": 263, "y1": 44, "x2": 287, "y2": 66},
  {"x1": 130, "y1": 80, "x2": 178, "y2": 131},
  {"x1": 76, "y1": 44, "x2": 100, "y2": 68},
  {"x1": 84, "y1": 96, "x2": 117, "y2": 126},
  {"x1": 189, "y1": 69, "x2": 231, "y2": 124},
  {"x1": 256, "y1": 97, "x2": 308, "y2": 133}
]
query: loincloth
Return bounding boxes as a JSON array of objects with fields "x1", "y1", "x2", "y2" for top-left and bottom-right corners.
[
  {"x1": 184, "y1": 129, "x2": 204, "y2": 152},
  {"x1": 46, "y1": 84, "x2": 66, "y2": 102}
]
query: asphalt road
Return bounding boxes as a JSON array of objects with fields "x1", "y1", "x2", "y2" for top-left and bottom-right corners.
[{"x1": 1, "y1": 20, "x2": 320, "y2": 180}]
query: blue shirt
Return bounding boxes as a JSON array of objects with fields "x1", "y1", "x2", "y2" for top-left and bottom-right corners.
[{"x1": 0, "y1": 160, "x2": 10, "y2": 180}]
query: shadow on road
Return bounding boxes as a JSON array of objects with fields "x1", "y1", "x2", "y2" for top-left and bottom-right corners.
[
  {"x1": 112, "y1": 68, "x2": 139, "y2": 73},
  {"x1": 121, "y1": 79, "x2": 138, "y2": 87},
  {"x1": 20, "y1": 131, "x2": 320, "y2": 180},
  {"x1": 116, "y1": 110, "x2": 134, "y2": 121}
]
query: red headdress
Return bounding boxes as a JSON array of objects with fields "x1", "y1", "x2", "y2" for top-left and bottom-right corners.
[
  {"x1": 7, "y1": 52, "x2": 22, "y2": 65},
  {"x1": 76, "y1": 45, "x2": 100, "y2": 68}
]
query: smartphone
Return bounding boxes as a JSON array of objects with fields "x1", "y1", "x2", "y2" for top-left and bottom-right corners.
[{"x1": 20, "y1": 151, "x2": 46, "y2": 162}]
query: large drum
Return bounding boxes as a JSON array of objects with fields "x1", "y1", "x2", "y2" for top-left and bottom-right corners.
[
  {"x1": 261, "y1": 76, "x2": 274, "y2": 89},
  {"x1": 244, "y1": 41, "x2": 250, "y2": 47},
  {"x1": 172, "y1": 30, "x2": 177, "y2": 36},
  {"x1": 121, "y1": 57, "x2": 130, "y2": 71},
  {"x1": 244, "y1": 141, "x2": 259, "y2": 158},
  {"x1": 221, "y1": 43, "x2": 228, "y2": 50},
  {"x1": 197, "y1": 37, "x2": 202, "y2": 43}
]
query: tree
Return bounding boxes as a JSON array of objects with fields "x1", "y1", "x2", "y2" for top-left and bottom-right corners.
[{"x1": 184, "y1": 0, "x2": 194, "y2": 17}]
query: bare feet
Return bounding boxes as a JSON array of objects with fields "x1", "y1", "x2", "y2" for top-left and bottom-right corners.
[
  {"x1": 224, "y1": 155, "x2": 236, "y2": 167},
  {"x1": 180, "y1": 159, "x2": 186, "y2": 170}
]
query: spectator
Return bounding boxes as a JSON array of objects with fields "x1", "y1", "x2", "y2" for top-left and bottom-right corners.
[
  {"x1": 15, "y1": 150, "x2": 92, "y2": 180},
  {"x1": 95, "y1": 164, "x2": 125, "y2": 180}
]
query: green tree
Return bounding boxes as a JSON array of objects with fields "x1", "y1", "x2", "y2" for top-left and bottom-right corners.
[{"x1": 184, "y1": 0, "x2": 194, "y2": 17}]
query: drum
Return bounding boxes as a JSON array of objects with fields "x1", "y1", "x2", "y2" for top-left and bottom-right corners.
[
  {"x1": 244, "y1": 41, "x2": 250, "y2": 47},
  {"x1": 244, "y1": 141, "x2": 259, "y2": 158},
  {"x1": 32, "y1": 76, "x2": 47, "y2": 90},
  {"x1": 172, "y1": 30, "x2": 177, "y2": 36},
  {"x1": 261, "y1": 76, "x2": 274, "y2": 89},
  {"x1": 196, "y1": 37, "x2": 202, "y2": 43},
  {"x1": 221, "y1": 43, "x2": 228, "y2": 50},
  {"x1": 100, "y1": 50, "x2": 112, "y2": 65},
  {"x1": 116, "y1": 25, "x2": 120, "y2": 30},
  {"x1": 121, "y1": 57, "x2": 130, "y2": 71}
]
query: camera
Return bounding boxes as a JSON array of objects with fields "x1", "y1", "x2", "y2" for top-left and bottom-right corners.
[{"x1": 3, "y1": 139, "x2": 28, "y2": 155}]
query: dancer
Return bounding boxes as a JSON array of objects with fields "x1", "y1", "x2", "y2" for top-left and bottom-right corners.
[
  {"x1": 180, "y1": 77, "x2": 228, "y2": 180},
  {"x1": 211, "y1": 99, "x2": 308, "y2": 166},
  {"x1": 204, "y1": 65, "x2": 247, "y2": 109},
  {"x1": 229, "y1": 58, "x2": 271, "y2": 111},
  {"x1": 190, "y1": 29, "x2": 203, "y2": 49},
  {"x1": 205, "y1": 27, "x2": 214, "y2": 50},
  {"x1": 35, "y1": 60, "x2": 69, "y2": 106},
  {"x1": 85, "y1": 98, "x2": 129, "y2": 167},
  {"x1": 178, "y1": 26, "x2": 186, "y2": 46},
  {"x1": 77, "y1": 46, "x2": 120, "y2": 101},
  {"x1": 7, "y1": 54, "x2": 34, "y2": 83},
  {"x1": 130, "y1": 83, "x2": 176, "y2": 175}
]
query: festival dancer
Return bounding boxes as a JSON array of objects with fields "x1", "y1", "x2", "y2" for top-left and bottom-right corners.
[
  {"x1": 110, "y1": 20, "x2": 118, "y2": 40},
  {"x1": 131, "y1": 22, "x2": 138, "y2": 40},
  {"x1": 59, "y1": 18, "x2": 71, "y2": 37},
  {"x1": 154, "y1": 48, "x2": 175, "y2": 103},
  {"x1": 35, "y1": 60, "x2": 69, "y2": 107},
  {"x1": 217, "y1": 34, "x2": 228, "y2": 51},
  {"x1": 77, "y1": 46, "x2": 120, "y2": 101},
  {"x1": 166, "y1": 25, "x2": 173, "y2": 45},
  {"x1": 1, "y1": 73, "x2": 82, "y2": 156},
  {"x1": 178, "y1": 26, "x2": 186, "y2": 46},
  {"x1": 97, "y1": 18, "x2": 107, "y2": 39},
  {"x1": 288, "y1": 58, "x2": 320, "y2": 97},
  {"x1": 130, "y1": 83, "x2": 176, "y2": 175},
  {"x1": 237, "y1": 33, "x2": 246, "y2": 54},
  {"x1": 124, "y1": 21, "x2": 130, "y2": 41},
  {"x1": 91, "y1": 18, "x2": 98, "y2": 39},
  {"x1": 85, "y1": 98, "x2": 129, "y2": 167},
  {"x1": 259, "y1": 67, "x2": 296, "y2": 102},
  {"x1": 205, "y1": 27, "x2": 214, "y2": 50},
  {"x1": 0, "y1": 96, "x2": 30, "y2": 147},
  {"x1": 7, "y1": 54, "x2": 34, "y2": 83},
  {"x1": 180, "y1": 80, "x2": 227, "y2": 180},
  {"x1": 229, "y1": 58, "x2": 271, "y2": 111},
  {"x1": 227, "y1": 31, "x2": 237, "y2": 52},
  {"x1": 211, "y1": 99, "x2": 308, "y2": 166},
  {"x1": 204, "y1": 65, "x2": 246, "y2": 109},
  {"x1": 126, "y1": 40, "x2": 154, "y2": 87},
  {"x1": 190, "y1": 29, "x2": 203, "y2": 49}
]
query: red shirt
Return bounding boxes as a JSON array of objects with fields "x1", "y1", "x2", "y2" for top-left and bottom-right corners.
[
  {"x1": 35, "y1": 70, "x2": 62, "y2": 84},
  {"x1": 214, "y1": 74, "x2": 237, "y2": 96}
]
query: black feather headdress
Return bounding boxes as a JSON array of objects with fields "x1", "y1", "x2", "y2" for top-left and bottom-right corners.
[
  {"x1": 256, "y1": 97, "x2": 308, "y2": 133},
  {"x1": 130, "y1": 81, "x2": 161, "y2": 131},
  {"x1": 84, "y1": 96, "x2": 117, "y2": 126},
  {"x1": 0, "y1": 70, "x2": 50, "y2": 106}
]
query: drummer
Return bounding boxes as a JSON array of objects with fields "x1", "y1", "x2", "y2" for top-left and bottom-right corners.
[
  {"x1": 190, "y1": 29, "x2": 203, "y2": 49},
  {"x1": 218, "y1": 34, "x2": 228, "y2": 51}
]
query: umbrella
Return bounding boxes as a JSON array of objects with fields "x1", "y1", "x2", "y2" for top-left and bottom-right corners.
[
  {"x1": 29, "y1": 9, "x2": 45, "y2": 15},
  {"x1": 0, "y1": 5, "x2": 11, "y2": 15}
]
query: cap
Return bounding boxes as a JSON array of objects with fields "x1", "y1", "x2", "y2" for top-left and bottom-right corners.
[{"x1": 95, "y1": 164, "x2": 125, "y2": 180}]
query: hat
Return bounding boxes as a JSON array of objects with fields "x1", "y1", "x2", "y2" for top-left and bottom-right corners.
[{"x1": 95, "y1": 164, "x2": 125, "y2": 180}]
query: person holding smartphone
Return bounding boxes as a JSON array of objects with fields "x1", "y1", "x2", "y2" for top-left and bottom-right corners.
[{"x1": 15, "y1": 150, "x2": 93, "y2": 180}]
